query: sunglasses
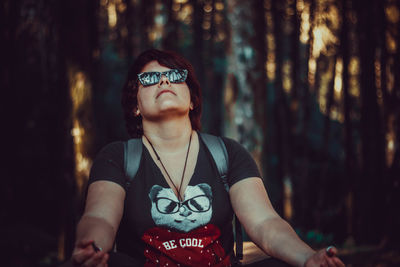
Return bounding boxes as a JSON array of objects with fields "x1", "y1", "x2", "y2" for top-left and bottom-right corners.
[
  {"x1": 137, "y1": 69, "x2": 188, "y2": 86},
  {"x1": 154, "y1": 195, "x2": 211, "y2": 214}
]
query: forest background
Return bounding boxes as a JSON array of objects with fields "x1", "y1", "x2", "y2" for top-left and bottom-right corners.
[{"x1": 2, "y1": 0, "x2": 400, "y2": 266}]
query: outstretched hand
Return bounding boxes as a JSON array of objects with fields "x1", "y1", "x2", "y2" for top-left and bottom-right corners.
[
  {"x1": 72, "y1": 239, "x2": 109, "y2": 267},
  {"x1": 304, "y1": 246, "x2": 345, "y2": 267}
]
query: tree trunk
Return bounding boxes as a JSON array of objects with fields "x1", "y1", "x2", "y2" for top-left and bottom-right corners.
[
  {"x1": 355, "y1": 0, "x2": 386, "y2": 244},
  {"x1": 295, "y1": 0, "x2": 316, "y2": 228},
  {"x1": 271, "y1": 0, "x2": 288, "y2": 215},
  {"x1": 340, "y1": 0, "x2": 356, "y2": 240}
]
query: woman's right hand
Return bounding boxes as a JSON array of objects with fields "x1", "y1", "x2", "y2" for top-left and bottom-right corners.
[
  {"x1": 303, "y1": 246, "x2": 345, "y2": 267},
  {"x1": 72, "y1": 239, "x2": 109, "y2": 267}
]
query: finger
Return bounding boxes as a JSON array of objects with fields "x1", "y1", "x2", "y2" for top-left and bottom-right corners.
[
  {"x1": 83, "y1": 251, "x2": 107, "y2": 267},
  {"x1": 72, "y1": 240, "x2": 99, "y2": 265},
  {"x1": 332, "y1": 257, "x2": 345, "y2": 267},
  {"x1": 96, "y1": 252, "x2": 109, "y2": 267},
  {"x1": 77, "y1": 239, "x2": 95, "y2": 249},
  {"x1": 72, "y1": 250, "x2": 95, "y2": 266},
  {"x1": 326, "y1": 257, "x2": 338, "y2": 267},
  {"x1": 322, "y1": 251, "x2": 334, "y2": 267},
  {"x1": 326, "y1": 246, "x2": 338, "y2": 257},
  {"x1": 324, "y1": 252, "x2": 345, "y2": 267},
  {"x1": 99, "y1": 253, "x2": 109, "y2": 267}
]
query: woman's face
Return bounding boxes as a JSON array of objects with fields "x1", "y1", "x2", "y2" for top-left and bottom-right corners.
[{"x1": 136, "y1": 61, "x2": 192, "y2": 122}]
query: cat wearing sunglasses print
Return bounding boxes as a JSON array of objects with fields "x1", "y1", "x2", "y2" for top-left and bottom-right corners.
[{"x1": 148, "y1": 183, "x2": 213, "y2": 232}]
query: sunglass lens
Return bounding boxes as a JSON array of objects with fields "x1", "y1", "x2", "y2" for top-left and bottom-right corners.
[
  {"x1": 138, "y1": 72, "x2": 161, "y2": 86},
  {"x1": 165, "y1": 69, "x2": 187, "y2": 83}
]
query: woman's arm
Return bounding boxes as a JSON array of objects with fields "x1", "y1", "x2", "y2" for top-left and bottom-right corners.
[
  {"x1": 230, "y1": 177, "x2": 344, "y2": 267},
  {"x1": 72, "y1": 180, "x2": 125, "y2": 266}
]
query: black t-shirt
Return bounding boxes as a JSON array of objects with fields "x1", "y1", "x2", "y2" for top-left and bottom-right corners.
[{"x1": 89, "y1": 135, "x2": 261, "y2": 266}]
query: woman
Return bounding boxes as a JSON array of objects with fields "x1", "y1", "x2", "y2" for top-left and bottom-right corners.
[{"x1": 71, "y1": 49, "x2": 344, "y2": 267}]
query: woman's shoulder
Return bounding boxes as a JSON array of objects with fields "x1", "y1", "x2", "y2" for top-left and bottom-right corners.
[
  {"x1": 89, "y1": 140, "x2": 134, "y2": 187},
  {"x1": 97, "y1": 140, "x2": 125, "y2": 157},
  {"x1": 197, "y1": 132, "x2": 246, "y2": 155},
  {"x1": 202, "y1": 133, "x2": 261, "y2": 185},
  {"x1": 95, "y1": 138, "x2": 144, "y2": 164},
  {"x1": 198, "y1": 132, "x2": 252, "y2": 163},
  {"x1": 198, "y1": 132, "x2": 238, "y2": 146},
  {"x1": 219, "y1": 136, "x2": 249, "y2": 155},
  {"x1": 220, "y1": 136, "x2": 240, "y2": 146}
]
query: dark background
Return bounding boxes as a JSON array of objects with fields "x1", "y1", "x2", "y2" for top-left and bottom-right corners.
[{"x1": 1, "y1": 0, "x2": 400, "y2": 266}]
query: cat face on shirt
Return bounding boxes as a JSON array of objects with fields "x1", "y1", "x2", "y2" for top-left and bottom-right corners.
[{"x1": 148, "y1": 183, "x2": 213, "y2": 232}]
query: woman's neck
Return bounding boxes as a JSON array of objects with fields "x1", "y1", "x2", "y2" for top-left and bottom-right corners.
[{"x1": 142, "y1": 117, "x2": 194, "y2": 152}]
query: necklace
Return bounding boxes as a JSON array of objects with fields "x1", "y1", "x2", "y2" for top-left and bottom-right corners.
[{"x1": 144, "y1": 132, "x2": 193, "y2": 202}]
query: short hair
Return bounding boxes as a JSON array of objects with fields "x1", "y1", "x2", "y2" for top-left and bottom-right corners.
[{"x1": 121, "y1": 49, "x2": 202, "y2": 138}]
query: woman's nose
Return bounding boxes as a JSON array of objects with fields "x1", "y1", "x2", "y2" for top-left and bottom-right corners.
[{"x1": 158, "y1": 75, "x2": 171, "y2": 86}]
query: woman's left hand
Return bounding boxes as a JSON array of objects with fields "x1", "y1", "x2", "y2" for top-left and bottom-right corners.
[{"x1": 304, "y1": 246, "x2": 345, "y2": 267}]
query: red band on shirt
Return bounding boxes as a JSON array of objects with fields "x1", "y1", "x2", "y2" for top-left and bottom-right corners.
[{"x1": 142, "y1": 224, "x2": 230, "y2": 266}]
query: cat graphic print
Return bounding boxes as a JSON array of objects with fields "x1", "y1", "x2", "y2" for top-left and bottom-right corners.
[{"x1": 142, "y1": 183, "x2": 231, "y2": 266}]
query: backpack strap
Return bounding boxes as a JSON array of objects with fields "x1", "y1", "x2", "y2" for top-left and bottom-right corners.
[
  {"x1": 199, "y1": 132, "x2": 243, "y2": 262},
  {"x1": 124, "y1": 138, "x2": 142, "y2": 188},
  {"x1": 199, "y1": 133, "x2": 229, "y2": 191}
]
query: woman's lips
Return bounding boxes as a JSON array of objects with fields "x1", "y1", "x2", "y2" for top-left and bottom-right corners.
[{"x1": 157, "y1": 89, "x2": 176, "y2": 98}]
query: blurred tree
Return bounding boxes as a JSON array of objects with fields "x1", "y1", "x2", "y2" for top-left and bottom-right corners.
[
  {"x1": 339, "y1": 0, "x2": 357, "y2": 241},
  {"x1": 354, "y1": 0, "x2": 386, "y2": 244},
  {"x1": 1, "y1": 0, "x2": 77, "y2": 264},
  {"x1": 271, "y1": 0, "x2": 290, "y2": 217}
]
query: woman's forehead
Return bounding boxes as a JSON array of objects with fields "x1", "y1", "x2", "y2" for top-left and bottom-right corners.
[{"x1": 141, "y1": 60, "x2": 171, "y2": 72}]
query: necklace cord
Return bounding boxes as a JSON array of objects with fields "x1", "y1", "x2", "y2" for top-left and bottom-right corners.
[{"x1": 145, "y1": 132, "x2": 193, "y2": 202}]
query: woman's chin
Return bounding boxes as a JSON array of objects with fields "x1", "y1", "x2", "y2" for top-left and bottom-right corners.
[
  {"x1": 159, "y1": 103, "x2": 190, "y2": 113},
  {"x1": 145, "y1": 108, "x2": 190, "y2": 120}
]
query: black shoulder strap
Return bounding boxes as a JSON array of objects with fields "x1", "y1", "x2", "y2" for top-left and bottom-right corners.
[
  {"x1": 199, "y1": 133, "x2": 229, "y2": 191},
  {"x1": 124, "y1": 138, "x2": 142, "y2": 188},
  {"x1": 199, "y1": 132, "x2": 243, "y2": 261}
]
